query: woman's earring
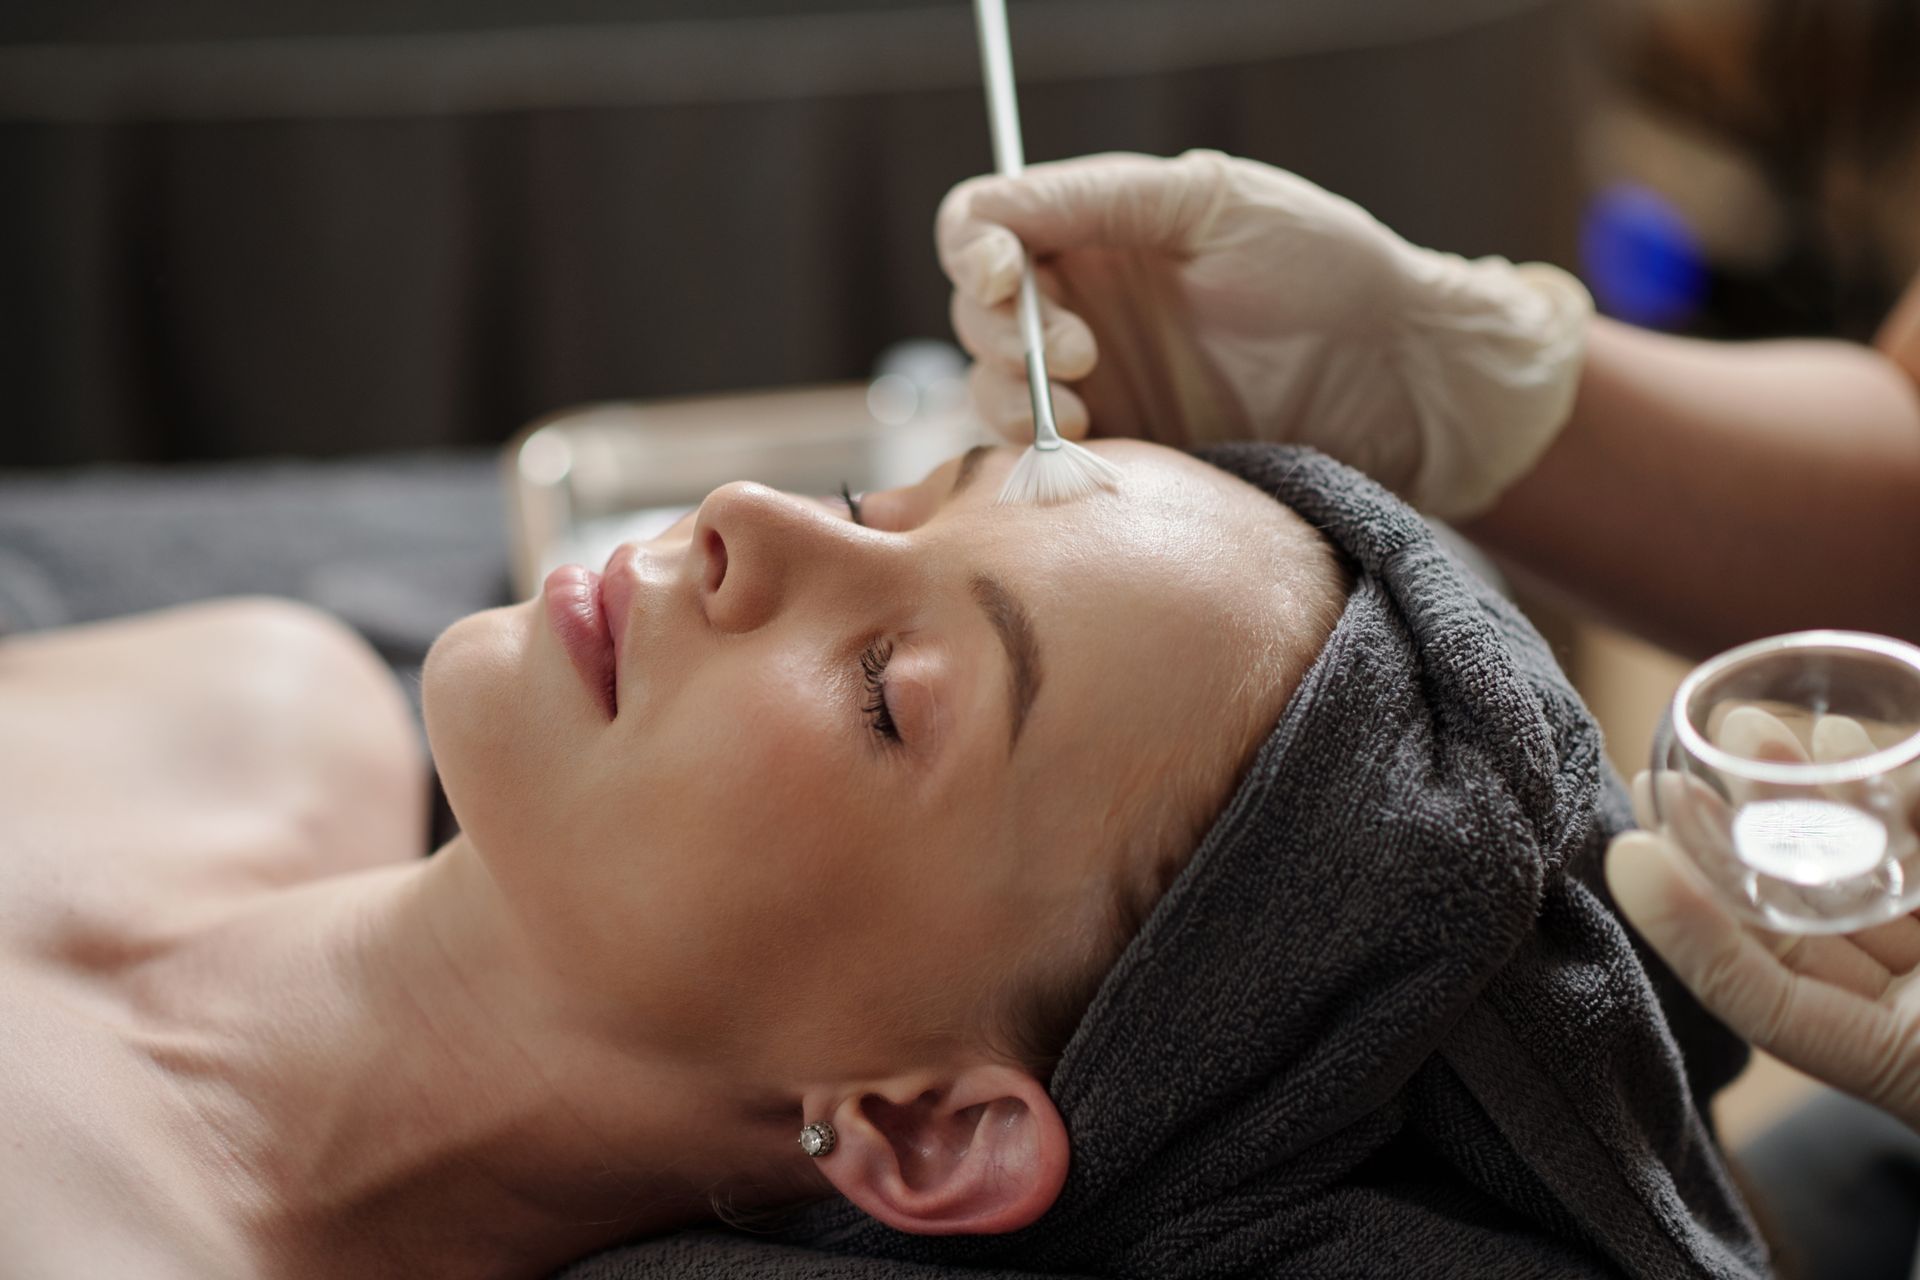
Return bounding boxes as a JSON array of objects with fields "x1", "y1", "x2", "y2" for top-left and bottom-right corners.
[{"x1": 798, "y1": 1121, "x2": 837, "y2": 1157}]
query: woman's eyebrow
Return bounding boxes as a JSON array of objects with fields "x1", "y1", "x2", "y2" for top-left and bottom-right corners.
[{"x1": 970, "y1": 572, "x2": 1041, "y2": 752}]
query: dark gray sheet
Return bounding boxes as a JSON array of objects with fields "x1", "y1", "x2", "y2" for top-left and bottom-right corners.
[{"x1": 0, "y1": 450, "x2": 506, "y2": 679}]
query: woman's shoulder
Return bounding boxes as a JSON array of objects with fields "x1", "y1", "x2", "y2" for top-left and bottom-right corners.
[
  {"x1": 5, "y1": 594, "x2": 393, "y2": 703},
  {"x1": 7, "y1": 594, "x2": 402, "y2": 715},
  {"x1": 0, "y1": 598, "x2": 428, "y2": 937}
]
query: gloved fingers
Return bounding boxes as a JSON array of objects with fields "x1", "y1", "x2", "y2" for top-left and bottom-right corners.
[
  {"x1": 1812, "y1": 713, "x2": 1876, "y2": 763},
  {"x1": 948, "y1": 288, "x2": 1098, "y2": 382},
  {"x1": 1712, "y1": 704, "x2": 1813, "y2": 809},
  {"x1": 937, "y1": 150, "x2": 1228, "y2": 303},
  {"x1": 1607, "y1": 829, "x2": 1919, "y2": 1123},
  {"x1": 1630, "y1": 770, "x2": 1656, "y2": 830},
  {"x1": 939, "y1": 218, "x2": 1026, "y2": 308},
  {"x1": 1843, "y1": 912, "x2": 1920, "y2": 977},
  {"x1": 1712, "y1": 704, "x2": 1812, "y2": 763},
  {"x1": 1808, "y1": 711, "x2": 1898, "y2": 818},
  {"x1": 967, "y1": 361, "x2": 1090, "y2": 443},
  {"x1": 1767, "y1": 931, "x2": 1895, "y2": 999}
]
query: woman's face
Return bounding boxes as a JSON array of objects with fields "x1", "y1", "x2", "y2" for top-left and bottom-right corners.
[{"x1": 424, "y1": 440, "x2": 1306, "y2": 1077}]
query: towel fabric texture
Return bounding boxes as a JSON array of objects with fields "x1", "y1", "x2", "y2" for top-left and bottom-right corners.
[{"x1": 564, "y1": 443, "x2": 1766, "y2": 1279}]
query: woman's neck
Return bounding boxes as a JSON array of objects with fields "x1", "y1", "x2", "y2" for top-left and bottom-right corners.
[{"x1": 132, "y1": 837, "x2": 789, "y2": 1279}]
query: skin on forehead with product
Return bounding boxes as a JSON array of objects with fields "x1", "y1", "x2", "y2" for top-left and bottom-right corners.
[{"x1": 420, "y1": 439, "x2": 1338, "y2": 1080}]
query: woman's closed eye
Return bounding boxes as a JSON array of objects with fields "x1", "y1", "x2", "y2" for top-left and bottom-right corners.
[
  {"x1": 832, "y1": 472, "x2": 951, "y2": 534},
  {"x1": 838, "y1": 481, "x2": 867, "y2": 528},
  {"x1": 834, "y1": 485, "x2": 899, "y2": 746},
  {"x1": 860, "y1": 639, "x2": 901, "y2": 745}
]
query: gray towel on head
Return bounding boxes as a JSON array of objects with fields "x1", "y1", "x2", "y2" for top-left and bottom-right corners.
[{"x1": 560, "y1": 444, "x2": 1767, "y2": 1280}]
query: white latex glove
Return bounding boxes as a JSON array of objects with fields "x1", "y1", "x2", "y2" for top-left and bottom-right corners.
[
  {"x1": 1607, "y1": 708, "x2": 1920, "y2": 1130},
  {"x1": 937, "y1": 149, "x2": 1593, "y2": 521}
]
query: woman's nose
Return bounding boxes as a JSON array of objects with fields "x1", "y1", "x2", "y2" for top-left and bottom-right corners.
[{"x1": 690, "y1": 481, "x2": 886, "y2": 634}]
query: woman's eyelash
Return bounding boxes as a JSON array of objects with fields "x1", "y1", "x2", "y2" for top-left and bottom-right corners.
[
  {"x1": 838, "y1": 481, "x2": 866, "y2": 527},
  {"x1": 840, "y1": 482, "x2": 893, "y2": 746},
  {"x1": 859, "y1": 639, "x2": 900, "y2": 744}
]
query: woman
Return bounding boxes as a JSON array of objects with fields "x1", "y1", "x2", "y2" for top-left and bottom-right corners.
[{"x1": 0, "y1": 438, "x2": 1347, "y2": 1277}]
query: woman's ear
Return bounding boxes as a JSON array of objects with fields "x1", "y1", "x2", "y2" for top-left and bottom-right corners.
[{"x1": 806, "y1": 1062, "x2": 1068, "y2": 1235}]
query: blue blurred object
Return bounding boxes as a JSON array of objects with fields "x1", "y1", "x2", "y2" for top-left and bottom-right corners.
[{"x1": 1580, "y1": 183, "x2": 1708, "y2": 330}]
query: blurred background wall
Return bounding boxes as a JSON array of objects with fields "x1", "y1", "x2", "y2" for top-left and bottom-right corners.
[{"x1": 0, "y1": 0, "x2": 1589, "y2": 466}]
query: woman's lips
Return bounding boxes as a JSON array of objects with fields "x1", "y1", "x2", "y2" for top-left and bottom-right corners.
[{"x1": 542, "y1": 564, "x2": 616, "y2": 720}]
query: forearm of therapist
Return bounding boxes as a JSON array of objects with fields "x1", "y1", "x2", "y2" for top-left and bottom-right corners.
[{"x1": 1464, "y1": 304, "x2": 1920, "y2": 659}]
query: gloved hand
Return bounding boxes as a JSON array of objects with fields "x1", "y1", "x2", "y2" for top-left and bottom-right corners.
[
  {"x1": 1607, "y1": 708, "x2": 1920, "y2": 1130},
  {"x1": 937, "y1": 149, "x2": 1593, "y2": 520}
]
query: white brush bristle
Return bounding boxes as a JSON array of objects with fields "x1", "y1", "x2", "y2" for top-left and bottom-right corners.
[{"x1": 995, "y1": 440, "x2": 1123, "y2": 506}]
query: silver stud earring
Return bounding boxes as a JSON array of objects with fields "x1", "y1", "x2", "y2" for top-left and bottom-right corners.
[{"x1": 798, "y1": 1121, "x2": 837, "y2": 1157}]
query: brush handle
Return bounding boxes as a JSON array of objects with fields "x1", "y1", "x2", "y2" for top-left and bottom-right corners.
[
  {"x1": 974, "y1": 0, "x2": 1024, "y2": 175},
  {"x1": 973, "y1": 0, "x2": 1063, "y2": 451}
]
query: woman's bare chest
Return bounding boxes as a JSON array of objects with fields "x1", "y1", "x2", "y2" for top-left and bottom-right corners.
[{"x1": 0, "y1": 965, "x2": 261, "y2": 1278}]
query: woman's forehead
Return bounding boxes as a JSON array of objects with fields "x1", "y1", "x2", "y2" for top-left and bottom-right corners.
[
  {"x1": 903, "y1": 442, "x2": 1294, "y2": 770},
  {"x1": 919, "y1": 441, "x2": 1258, "y2": 553}
]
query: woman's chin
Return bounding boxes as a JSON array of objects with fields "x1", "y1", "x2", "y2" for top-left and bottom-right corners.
[{"x1": 421, "y1": 603, "x2": 546, "y2": 813}]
